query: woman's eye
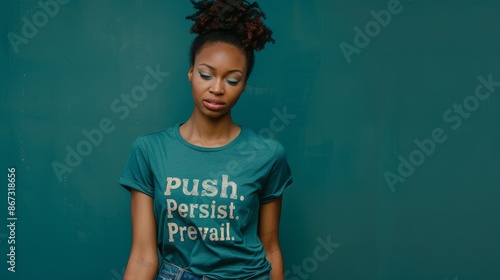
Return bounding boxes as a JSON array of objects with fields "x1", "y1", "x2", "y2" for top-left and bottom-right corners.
[
  {"x1": 226, "y1": 79, "x2": 240, "y2": 86},
  {"x1": 198, "y1": 71, "x2": 240, "y2": 85},
  {"x1": 199, "y1": 72, "x2": 212, "y2": 80}
]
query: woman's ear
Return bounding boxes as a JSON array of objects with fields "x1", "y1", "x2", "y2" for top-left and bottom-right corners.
[{"x1": 188, "y1": 66, "x2": 193, "y2": 82}]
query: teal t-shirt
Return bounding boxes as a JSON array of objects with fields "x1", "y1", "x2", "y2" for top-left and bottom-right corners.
[{"x1": 119, "y1": 123, "x2": 293, "y2": 278}]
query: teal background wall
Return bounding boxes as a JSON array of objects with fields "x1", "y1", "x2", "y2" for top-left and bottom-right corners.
[{"x1": 2, "y1": 0, "x2": 500, "y2": 279}]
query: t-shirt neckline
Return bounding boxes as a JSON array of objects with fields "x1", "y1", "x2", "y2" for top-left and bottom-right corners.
[{"x1": 174, "y1": 123, "x2": 245, "y2": 152}]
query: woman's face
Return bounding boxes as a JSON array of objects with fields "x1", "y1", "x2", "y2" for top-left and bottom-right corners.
[{"x1": 188, "y1": 42, "x2": 247, "y2": 120}]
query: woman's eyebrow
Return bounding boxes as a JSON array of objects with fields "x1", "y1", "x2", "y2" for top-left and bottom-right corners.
[{"x1": 199, "y1": 63, "x2": 243, "y2": 74}]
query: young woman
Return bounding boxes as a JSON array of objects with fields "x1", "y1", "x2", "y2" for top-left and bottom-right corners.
[{"x1": 119, "y1": 1, "x2": 292, "y2": 279}]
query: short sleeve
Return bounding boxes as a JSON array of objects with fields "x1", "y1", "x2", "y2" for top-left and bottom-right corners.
[
  {"x1": 260, "y1": 143, "x2": 293, "y2": 204},
  {"x1": 119, "y1": 138, "x2": 154, "y2": 197}
]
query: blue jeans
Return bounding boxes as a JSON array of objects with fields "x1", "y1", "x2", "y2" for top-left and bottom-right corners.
[{"x1": 155, "y1": 260, "x2": 271, "y2": 280}]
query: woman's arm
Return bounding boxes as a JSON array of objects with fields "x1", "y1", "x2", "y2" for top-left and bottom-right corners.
[
  {"x1": 123, "y1": 189, "x2": 159, "y2": 280},
  {"x1": 258, "y1": 196, "x2": 284, "y2": 280}
]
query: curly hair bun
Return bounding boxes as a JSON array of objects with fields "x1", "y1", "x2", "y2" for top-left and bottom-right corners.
[{"x1": 186, "y1": 0, "x2": 275, "y2": 51}]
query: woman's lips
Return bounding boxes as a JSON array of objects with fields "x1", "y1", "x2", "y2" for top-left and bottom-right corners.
[{"x1": 203, "y1": 99, "x2": 226, "y2": 111}]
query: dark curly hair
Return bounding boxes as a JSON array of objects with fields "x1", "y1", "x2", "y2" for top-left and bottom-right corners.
[{"x1": 186, "y1": 0, "x2": 275, "y2": 80}]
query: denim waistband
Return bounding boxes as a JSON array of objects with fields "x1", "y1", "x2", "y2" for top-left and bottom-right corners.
[{"x1": 155, "y1": 260, "x2": 271, "y2": 280}]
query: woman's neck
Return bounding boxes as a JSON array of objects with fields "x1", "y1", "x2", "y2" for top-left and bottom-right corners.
[{"x1": 179, "y1": 113, "x2": 241, "y2": 148}]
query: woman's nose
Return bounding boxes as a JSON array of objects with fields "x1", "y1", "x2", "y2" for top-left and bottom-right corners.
[{"x1": 209, "y1": 79, "x2": 224, "y2": 95}]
